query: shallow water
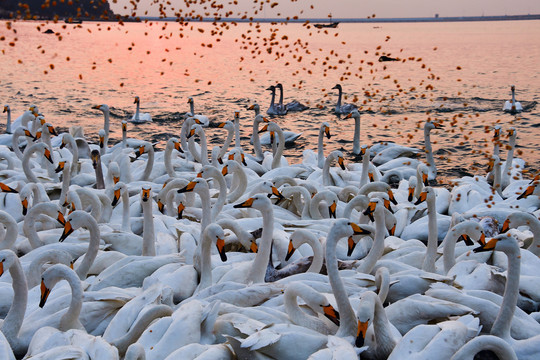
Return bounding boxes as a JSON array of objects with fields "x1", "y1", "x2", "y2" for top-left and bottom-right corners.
[{"x1": 0, "y1": 19, "x2": 538, "y2": 183}]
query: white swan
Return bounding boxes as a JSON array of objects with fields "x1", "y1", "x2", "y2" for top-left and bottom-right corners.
[
  {"x1": 302, "y1": 121, "x2": 331, "y2": 169},
  {"x1": 22, "y1": 142, "x2": 54, "y2": 183},
  {"x1": 186, "y1": 96, "x2": 210, "y2": 125},
  {"x1": 3, "y1": 105, "x2": 11, "y2": 134},
  {"x1": 131, "y1": 96, "x2": 152, "y2": 123},
  {"x1": 345, "y1": 109, "x2": 362, "y2": 155},
  {"x1": 473, "y1": 234, "x2": 540, "y2": 359},
  {"x1": 332, "y1": 84, "x2": 357, "y2": 115},
  {"x1": 501, "y1": 211, "x2": 540, "y2": 256},
  {"x1": 284, "y1": 281, "x2": 340, "y2": 334},
  {"x1": 424, "y1": 120, "x2": 442, "y2": 180},
  {"x1": 503, "y1": 85, "x2": 523, "y2": 114}
]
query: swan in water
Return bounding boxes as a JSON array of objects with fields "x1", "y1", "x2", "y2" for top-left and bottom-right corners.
[
  {"x1": 275, "y1": 83, "x2": 309, "y2": 112},
  {"x1": 332, "y1": 84, "x2": 358, "y2": 115},
  {"x1": 266, "y1": 85, "x2": 287, "y2": 115},
  {"x1": 503, "y1": 85, "x2": 523, "y2": 114},
  {"x1": 186, "y1": 96, "x2": 210, "y2": 125},
  {"x1": 131, "y1": 96, "x2": 152, "y2": 123},
  {"x1": 345, "y1": 109, "x2": 362, "y2": 155},
  {"x1": 3, "y1": 105, "x2": 11, "y2": 134}
]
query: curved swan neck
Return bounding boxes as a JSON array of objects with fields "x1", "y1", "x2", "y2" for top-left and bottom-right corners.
[
  {"x1": 360, "y1": 148, "x2": 370, "y2": 188},
  {"x1": 73, "y1": 211, "x2": 100, "y2": 280},
  {"x1": 5, "y1": 108, "x2": 11, "y2": 134},
  {"x1": 27, "y1": 249, "x2": 72, "y2": 289},
  {"x1": 252, "y1": 118, "x2": 264, "y2": 161},
  {"x1": 443, "y1": 222, "x2": 481, "y2": 274},
  {"x1": 0, "y1": 212, "x2": 18, "y2": 250},
  {"x1": 54, "y1": 265, "x2": 83, "y2": 331},
  {"x1": 326, "y1": 221, "x2": 357, "y2": 339},
  {"x1": 270, "y1": 126, "x2": 285, "y2": 169},
  {"x1": 284, "y1": 284, "x2": 329, "y2": 333},
  {"x1": 225, "y1": 162, "x2": 248, "y2": 204},
  {"x1": 451, "y1": 335, "x2": 518, "y2": 360},
  {"x1": 1, "y1": 252, "x2": 27, "y2": 343},
  {"x1": 317, "y1": 125, "x2": 326, "y2": 168},
  {"x1": 356, "y1": 206, "x2": 383, "y2": 274},
  {"x1": 141, "y1": 145, "x2": 155, "y2": 182},
  {"x1": 247, "y1": 199, "x2": 274, "y2": 284},
  {"x1": 113, "y1": 305, "x2": 172, "y2": 357}
]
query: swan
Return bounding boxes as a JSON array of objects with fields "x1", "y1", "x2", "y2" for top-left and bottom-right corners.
[
  {"x1": 357, "y1": 291, "x2": 401, "y2": 358},
  {"x1": 220, "y1": 160, "x2": 248, "y2": 204},
  {"x1": 38, "y1": 264, "x2": 84, "y2": 331},
  {"x1": 129, "y1": 141, "x2": 155, "y2": 182},
  {"x1": 284, "y1": 281, "x2": 340, "y2": 334},
  {"x1": 198, "y1": 223, "x2": 226, "y2": 291},
  {"x1": 283, "y1": 229, "x2": 324, "y2": 274},
  {"x1": 131, "y1": 96, "x2": 152, "y2": 123},
  {"x1": 276, "y1": 83, "x2": 309, "y2": 112},
  {"x1": 11, "y1": 104, "x2": 38, "y2": 133},
  {"x1": 247, "y1": 114, "x2": 269, "y2": 162},
  {"x1": 186, "y1": 96, "x2": 210, "y2": 125},
  {"x1": 501, "y1": 127, "x2": 523, "y2": 189},
  {"x1": 441, "y1": 220, "x2": 485, "y2": 275},
  {"x1": 22, "y1": 202, "x2": 65, "y2": 250},
  {"x1": 474, "y1": 234, "x2": 540, "y2": 359},
  {"x1": 332, "y1": 84, "x2": 357, "y2": 115},
  {"x1": 3, "y1": 104, "x2": 11, "y2": 134},
  {"x1": 92, "y1": 104, "x2": 111, "y2": 144},
  {"x1": 302, "y1": 121, "x2": 331, "y2": 169},
  {"x1": 503, "y1": 85, "x2": 523, "y2": 114},
  {"x1": 187, "y1": 123, "x2": 209, "y2": 166},
  {"x1": 260, "y1": 122, "x2": 289, "y2": 170},
  {"x1": 306, "y1": 150, "x2": 346, "y2": 187},
  {"x1": 423, "y1": 120, "x2": 442, "y2": 181},
  {"x1": 230, "y1": 194, "x2": 275, "y2": 284},
  {"x1": 325, "y1": 218, "x2": 372, "y2": 343},
  {"x1": 501, "y1": 211, "x2": 540, "y2": 256},
  {"x1": 266, "y1": 85, "x2": 287, "y2": 115},
  {"x1": 345, "y1": 109, "x2": 362, "y2": 155}
]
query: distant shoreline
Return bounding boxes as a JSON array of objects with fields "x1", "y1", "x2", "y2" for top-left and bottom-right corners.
[
  {"x1": 1, "y1": 13, "x2": 539, "y2": 24},
  {"x1": 132, "y1": 13, "x2": 540, "y2": 24}
]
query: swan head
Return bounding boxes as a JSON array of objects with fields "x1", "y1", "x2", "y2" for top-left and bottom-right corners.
[
  {"x1": 98, "y1": 129, "x2": 106, "y2": 147},
  {"x1": 59, "y1": 210, "x2": 93, "y2": 242},
  {"x1": 356, "y1": 291, "x2": 379, "y2": 348},
  {"x1": 205, "y1": 223, "x2": 227, "y2": 262},
  {"x1": 141, "y1": 186, "x2": 152, "y2": 203},
  {"x1": 493, "y1": 125, "x2": 501, "y2": 139},
  {"x1": 424, "y1": 120, "x2": 443, "y2": 131},
  {"x1": 248, "y1": 103, "x2": 260, "y2": 112},
  {"x1": 233, "y1": 193, "x2": 272, "y2": 211},
  {"x1": 0, "y1": 249, "x2": 18, "y2": 277},
  {"x1": 254, "y1": 114, "x2": 269, "y2": 125},
  {"x1": 517, "y1": 178, "x2": 539, "y2": 200},
  {"x1": 511, "y1": 85, "x2": 515, "y2": 92},
  {"x1": 0, "y1": 182, "x2": 18, "y2": 194},
  {"x1": 321, "y1": 122, "x2": 331, "y2": 139},
  {"x1": 507, "y1": 127, "x2": 516, "y2": 138},
  {"x1": 177, "y1": 178, "x2": 207, "y2": 194},
  {"x1": 417, "y1": 163, "x2": 429, "y2": 186},
  {"x1": 187, "y1": 124, "x2": 203, "y2": 139},
  {"x1": 486, "y1": 155, "x2": 501, "y2": 173},
  {"x1": 414, "y1": 186, "x2": 435, "y2": 205},
  {"x1": 345, "y1": 110, "x2": 360, "y2": 119},
  {"x1": 167, "y1": 138, "x2": 183, "y2": 153},
  {"x1": 40, "y1": 264, "x2": 74, "y2": 308},
  {"x1": 187, "y1": 97, "x2": 194, "y2": 104},
  {"x1": 134, "y1": 96, "x2": 140, "y2": 104},
  {"x1": 122, "y1": 120, "x2": 128, "y2": 132},
  {"x1": 2, "y1": 105, "x2": 8, "y2": 113},
  {"x1": 111, "y1": 182, "x2": 126, "y2": 207},
  {"x1": 108, "y1": 162, "x2": 121, "y2": 184},
  {"x1": 332, "y1": 84, "x2": 342, "y2": 91},
  {"x1": 55, "y1": 160, "x2": 68, "y2": 174},
  {"x1": 473, "y1": 233, "x2": 519, "y2": 254},
  {"x1": 92, "y1": 104, "x2": 109, "y2": 112},
  {"x1": 91, "y1": 149, "x2": 101, "y2": 169},
  {"x1": 266, "y1": 85, "x2": 276, "y2": 92},
  {"x1": 217, "y1": 120, "x2": 234, "y2": 131}
]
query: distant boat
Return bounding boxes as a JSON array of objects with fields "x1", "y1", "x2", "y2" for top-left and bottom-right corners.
[
  {"x1": 64, "y1": 18, "x2": 83, "y2": 24},
  {"x1": 314, "y1": 22, "x2": 339, "y2": 29}
]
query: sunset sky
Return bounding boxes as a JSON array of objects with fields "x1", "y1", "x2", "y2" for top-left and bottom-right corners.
[{"x1": 109, "y1": 0, "x2": 540, "y2": 19}]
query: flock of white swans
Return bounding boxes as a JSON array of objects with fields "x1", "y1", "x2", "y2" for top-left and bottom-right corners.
[{"x1": 0, "y1": 83, "x2": 537, "y2": 360}]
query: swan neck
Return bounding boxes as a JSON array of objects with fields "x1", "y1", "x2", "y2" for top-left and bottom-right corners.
[
  {"x1": 61, "y1": 267, "x2": 84, "y2": 330},
  {"x1": 317, "y1": 128, "x2": 325, "y2": 168},
  {"x1": 141, "y1": 146, "x2": 154, "y2": 182},
  {"x1": 271, "y1": 128, "x2": 285, "y2": 169},
  {"x1": 491, "y1": 245, "x2": 520, "y2": 339},
  {"x1": 326, "y1": 226, "x2": 356, "y2": 339},
  {"x1": 252, "y1": 120, "x2": 264, "y2": 160},
  {"x1": 2, "y1": 255, "x2": 27, "y2": 343},
  {"x1": 357, "y1": 207, "x2": 384, "y2": 274},
  {"x1": 247, "y1": 204, "x2": 274, "y2": 283},
  {"x1": 360, "y1": 151, "x2": 370, "y2": 188},
  {"x1": 353, "y1": 115, "x2": 361, "y2": 154},
  {"x1": 422, "y1": 195, "x2": 438, "y2": 273},
  {"x1": 142, "y1": 197, "x2": 156, "y2": 256},
  {"x1": 76, "y1": 214, "x2": 100, "y2": 280}
]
